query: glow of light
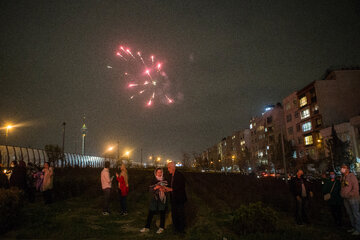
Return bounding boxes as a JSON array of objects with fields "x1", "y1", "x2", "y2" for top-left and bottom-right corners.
[
  {"x1": 152, "y1": 92, "x2": 155, "y2": 98},
  {"x1": 126, "y1": 49, "x2": 135, "y2": 58},
  {"x1": 144, "y1": 81, "x2": 149, "y2": 85},
  {"x1": 120, "y1": 46, "x2": 125, "y2": 51},
  {"x1": 137, "y1": 51, "x2": 141, "y2": 56},
  {"x1": 107, "y1": 65, "x2": 112, "y2": 69},
  {"x1": 130, "y1": 96, "x2": 134, "y2": 99},
  {"x1": 108, "y1": 146, "x2": 114, "y2": 151},
  {"x1": 165, "y1": 95, "x2": 174, "y2": 104},
  {"x1": 151, "y1": 55, "x2": 154, "y2": 63},
  {"x1": 139, "y1": 90, "x2": 145, "y2": 94},
  {"x1": 157, "y1": 63, "x2": 162, "y2": 70},
  {"x1": 152, "y1": 81, "x2": 157, "y2": 86},
  {"x1": 124, "y1": 72, "x2": 128, "y2": 75},
  {"x1": 145, "y1": 69, "x2": 153, "y2": 79},
  {"x1": 147, "y1": 99, "x2": 152, "y2": 106},
  {"x1": 125, "y1": 151, "x2": 130, "y2": 156},
  {"x1": 6, "y1": 125, "x2": 13, "y2": 130},
  {"x1": 128, "y1": 83, "x2": 138, "y2": 87}
]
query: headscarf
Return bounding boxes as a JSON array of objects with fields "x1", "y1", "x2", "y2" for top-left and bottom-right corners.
[
  {"x1": 154, "y1": 168, "x2": 167, "y2": 203},
  {"x1": 155, "y1": 167, "x2": 163, "y2": 181}
]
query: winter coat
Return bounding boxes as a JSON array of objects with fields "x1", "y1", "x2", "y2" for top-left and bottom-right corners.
[
  {"x1": 101, "y1": 168, "x2": 111, "y2": 189},
  {"x1": 41, "y1": 167, "x2": 54, "y2": 191},
  {"x1": 148, "y1": 177, "x2": 168, "y2": 211},
  {"x1": 166, "y1": 170, "x2": 187, "y2": 204},
  {"x1": 290, "y1": 176, "x2": 313, "y2": 198},
  {"x1": 116, "y1": 175, "x2": 129, "y2": 196},
  {"x1": 322, "y1": 178, "x2": 343, "y2": 205},
  {"x1": 9, "y1": 166, "x2": 27, "y2": 190},
  {"x1": 340, "y1": 172, "x2": 359, "y2": 199}
]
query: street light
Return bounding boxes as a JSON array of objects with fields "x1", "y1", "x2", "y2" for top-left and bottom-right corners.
[{"x1": 5, "y1": 125, "x2": 13, "y2": 145}]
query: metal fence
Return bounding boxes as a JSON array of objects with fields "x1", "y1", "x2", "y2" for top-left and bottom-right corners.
[{"x1": 0, "y1": 145, "x2": 115, "y2": 168}]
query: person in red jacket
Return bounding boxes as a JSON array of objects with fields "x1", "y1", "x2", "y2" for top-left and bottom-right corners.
[{"x1": 116, "y1": 164, "x2": 129, "y2": 215}]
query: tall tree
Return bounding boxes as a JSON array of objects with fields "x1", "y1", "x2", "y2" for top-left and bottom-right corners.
[
  {"x1": 326, "y1": 125, "x2": 354, "y2": 170},
  {"x1": 45, "y1": 144, "x2": 63, "y2": 167}
]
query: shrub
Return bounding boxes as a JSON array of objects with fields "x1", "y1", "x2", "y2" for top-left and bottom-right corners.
[
  {"x1": 0, "y1": 188, "x2": 24, "y2": 233},
  {"x1": 232, "y1": 202, "x2": 279, "y2": 235}
]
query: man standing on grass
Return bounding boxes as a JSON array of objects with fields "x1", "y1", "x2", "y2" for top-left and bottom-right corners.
[
  {"x1": 290, "y1": 169, "x2": 313, "y2": 225},
  {"x1": 165, "y1": 162, "x2": 187, "y2": 234},
  {"x1": 340, "y1": 163, "x2": 360, "y2": 236},
  {"x1": 101, "y1": 161, "x2": 112, "y2": 215}
]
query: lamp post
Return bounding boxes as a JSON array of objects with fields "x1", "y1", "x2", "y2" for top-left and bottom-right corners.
[{"x1": 5, "y1": 125, "x2": 13, "y2": 146}]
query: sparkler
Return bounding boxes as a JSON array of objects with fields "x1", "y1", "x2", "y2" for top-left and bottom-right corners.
[{"x1": 113, "y1": 44, "x2": 175, "y2": 107}]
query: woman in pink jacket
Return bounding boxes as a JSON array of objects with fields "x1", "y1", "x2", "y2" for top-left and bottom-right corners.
[{"x1": 116, "y1": 164, "x2": 129, "y2": 215}]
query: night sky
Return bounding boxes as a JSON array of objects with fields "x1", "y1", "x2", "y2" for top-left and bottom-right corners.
[{"x1": 1, "y1": 0, "x2": 360, "y2": 163}]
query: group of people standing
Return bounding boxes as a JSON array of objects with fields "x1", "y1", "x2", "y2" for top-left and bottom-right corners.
[
  {"x1": 0, "y1": 160, "x2": 54, "y2": 204},
  {"x1": 100, "y1": 161, "x2": 187, "y2": 235},
  {"x1": 291, "y1": 163, "x2": 360, "y2": 236}
]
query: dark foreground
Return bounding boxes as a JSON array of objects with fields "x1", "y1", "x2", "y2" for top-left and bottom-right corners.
[{"x1": 0, "y1": 169, "x2": 355, "y2": 239}]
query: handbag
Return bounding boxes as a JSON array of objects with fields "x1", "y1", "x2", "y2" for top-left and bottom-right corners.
[{"x1": 324, "y1": 181, "x2": 336, "y2": 201}]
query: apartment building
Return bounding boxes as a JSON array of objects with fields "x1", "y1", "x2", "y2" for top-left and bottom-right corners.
[
  {"x1": 249, "y1": 104, "x2": 285, "y2": 169},
  {"x1": 296, "y1": 69, "x2": 360, "y2": 163}
]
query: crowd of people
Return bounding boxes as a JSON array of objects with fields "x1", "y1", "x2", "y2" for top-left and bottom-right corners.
[
  {"x1": 101, "y1": 161, "x2": 187, "y2": 235},
  {"x1": 2, "y1": 159, "x2": 360, "y2": 236},
  {"x1": 290, "y1": 163, "x2": 360, "y2": 236},
  {"x1": 0, "y1": 160, "x2": 54, "y2": 204}
]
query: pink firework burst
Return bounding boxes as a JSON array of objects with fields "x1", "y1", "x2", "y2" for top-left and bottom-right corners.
[{"x1": 114, "y1": 44, "x2": 175, "y2": 107}]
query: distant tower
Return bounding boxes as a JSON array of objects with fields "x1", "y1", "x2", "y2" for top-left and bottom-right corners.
[{"x1": 81, "y1": 116, "x2": 87, "y2": 155}]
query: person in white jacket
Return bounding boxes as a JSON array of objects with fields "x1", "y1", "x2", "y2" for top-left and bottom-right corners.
[{"x1": 101, "y1": 161, "x2": 112, "y2": 215}]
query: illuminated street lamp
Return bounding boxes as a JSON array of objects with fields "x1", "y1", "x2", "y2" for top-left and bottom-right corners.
[{"x1": 5, "y1": 125, "x2": 13, "y2": 146}]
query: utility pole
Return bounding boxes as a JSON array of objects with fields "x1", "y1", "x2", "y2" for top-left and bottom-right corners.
[
  {"x1": 117, "y1": 140, "x2": 120, "y2": 166},
  {"x1": 280, "y1": 127, "x2": 288, "y2": 184},
  {"x1": 140, "y1": 148, "x2": 143, "y2": 167},
  {"x1": 62, "y1": 122, "x2": 66, "y2": 167}
]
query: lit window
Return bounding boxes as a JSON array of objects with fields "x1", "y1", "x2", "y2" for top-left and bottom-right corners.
[
  {"x1": 250, "y1": 123, "x2": 253, "y2": 129},
  {"x1": 302, "y1": 122, "x2": 312, "y2": 132},
  {"x1": 285, "y1": 103, "x2": 291, "y2": 110},
  {"x1": 257, "y1": 125, "x2": 264, "y2": 131},
  {"x1": 240, "y1": 141, "x2": 245, "y2": 146},
  {"x1": 304, "y1": 135, "x2": 313, "y2": 145},
  {"x1": 301, "y1": 109, "x2": 310, "y2": 119},
  {"x1": 314, "y1": 105, "x2": 319, "y2": 114},
  {"x1": 299, "y1": 96, "x2": 307, "y2": 107},
  {"x1": 232, "y1": 135, "x2": 236, "y2": 139}
]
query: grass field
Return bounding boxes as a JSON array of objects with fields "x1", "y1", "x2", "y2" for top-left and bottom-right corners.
[{"x1": 0, "y1": 169, "x2": 356, "y2": 239}]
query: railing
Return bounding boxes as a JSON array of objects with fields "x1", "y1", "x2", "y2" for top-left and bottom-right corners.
[{"x1": 0, "y1": 145, "x2": 116, "y2": 168}]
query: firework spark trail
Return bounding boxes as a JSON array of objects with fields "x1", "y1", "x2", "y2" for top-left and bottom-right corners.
[
  {"x1": 137, "y1": 52, "x2": 145, "y2": 65},
  {"x1": 165, "y1": 95, "x2": 174, "y2": 104},
  {"x1": 116, "y1": 52, "x2": 127, "y2": 61},
  {"x1": 145, "y1": 69, "x2": 153, "y2": 80},
  {"x1": 126, "y1": 49, "x2": 135, "y2": 59}
]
